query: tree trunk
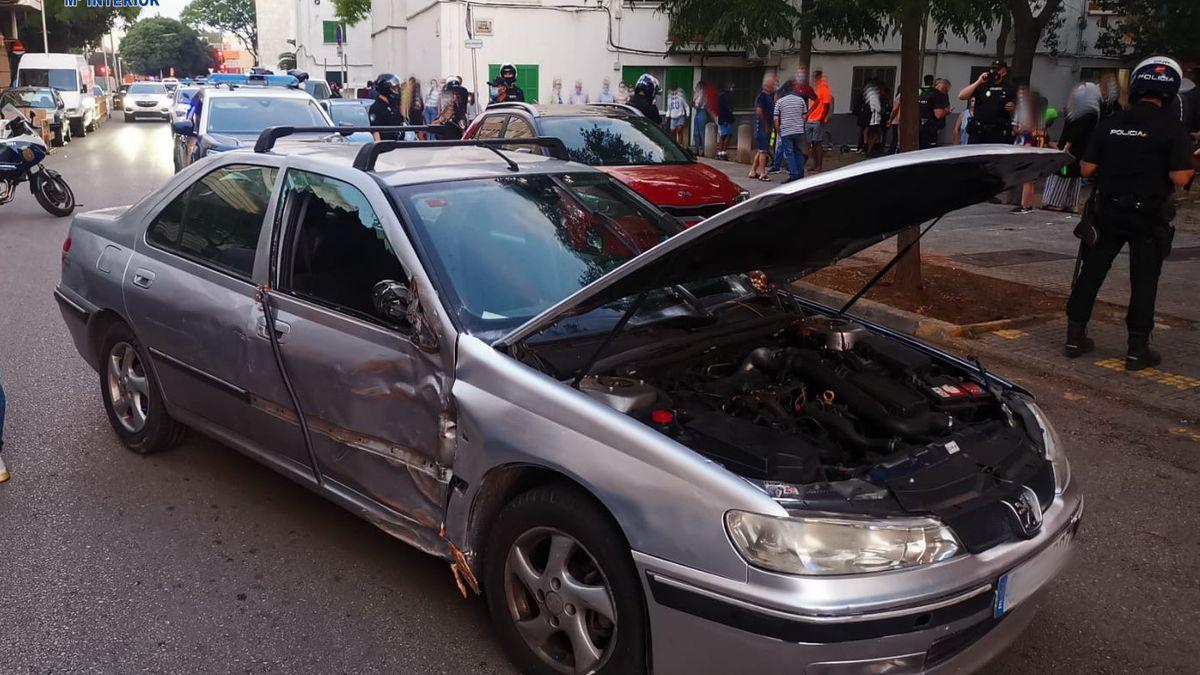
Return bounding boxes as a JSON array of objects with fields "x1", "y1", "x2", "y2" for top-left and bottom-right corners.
[
  {"x1": 1010, "y1": 12, "x2": 1038, "y2": 81},
  {"x1": 995, "y1": 11, "x2": 1011, "y2": 61},
  {"x1": 797, "y1": 0, "x2": 814, "y2": 70},
  {"x1": 893, "y1": 3, "x2": 924, "y2": 292}
]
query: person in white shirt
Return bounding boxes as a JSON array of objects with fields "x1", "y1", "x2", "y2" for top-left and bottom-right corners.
[
  {"x1": 597, "y1": 78, "x2": 615, "y2": 103},
  {"x1": 550, "y1": 77, "x2": 564, "y2": 104},
  {"x1": 667, "y1": 86, "x2": 690, "y2": 144},
  {"x1": 569, "y1": 80, "x2": 589, "y2": 104}
]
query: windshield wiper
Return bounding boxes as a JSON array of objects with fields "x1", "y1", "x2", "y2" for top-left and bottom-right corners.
[
  {"x1": 571, "y1": 289, "x2": 651, "y2": 388},
  {"x1": 837, "y1": 214, "x2": 944, "y2": 317}
]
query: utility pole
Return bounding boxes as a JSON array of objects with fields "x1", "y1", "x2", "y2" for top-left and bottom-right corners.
[{"x1": 40, "y1": 0, "x2": 49, "y2": 52}]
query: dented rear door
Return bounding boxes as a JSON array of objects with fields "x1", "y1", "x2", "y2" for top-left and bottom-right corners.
[{"x1": 265, "y1": 167, "x2": 451, "y2": 530}]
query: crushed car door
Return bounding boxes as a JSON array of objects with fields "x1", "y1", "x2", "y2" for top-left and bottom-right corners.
[{"x1": 264, "y1": 168, "x2": 451, "y2": 530}]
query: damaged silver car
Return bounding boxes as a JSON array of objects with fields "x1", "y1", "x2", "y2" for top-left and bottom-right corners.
[{"x1": 55, "y1": 133, "x2": 1083, "y2": 674}]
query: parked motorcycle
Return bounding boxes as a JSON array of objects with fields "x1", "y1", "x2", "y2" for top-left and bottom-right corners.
[{"x1": 0, "y1": 103, "x2": 76, "y2": 217}]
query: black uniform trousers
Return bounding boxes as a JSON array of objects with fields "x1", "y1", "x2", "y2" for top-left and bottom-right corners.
[{"x1": 1066, "y1": 208, "x2": 1166, "y2": 334}]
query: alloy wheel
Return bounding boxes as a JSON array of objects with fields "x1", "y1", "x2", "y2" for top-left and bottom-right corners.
[
  {"x1": 106, "y1": 341, "x2": 149, "y2": 433},
  {"x1": 504, "y1": 527, "x2": 618, "y2": 674}
]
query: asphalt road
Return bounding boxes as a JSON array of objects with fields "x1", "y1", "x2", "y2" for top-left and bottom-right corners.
[{"x1": 1, "y1": 118, "x2": 1197, "y2": 673}]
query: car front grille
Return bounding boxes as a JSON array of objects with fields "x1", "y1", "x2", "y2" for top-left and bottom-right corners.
[
  {"x1": 660, "y1": 203, "x2": 728, "y2": 220},
  {"x1": 135, "y1": 101, "x2": 156, "y2": 107}
]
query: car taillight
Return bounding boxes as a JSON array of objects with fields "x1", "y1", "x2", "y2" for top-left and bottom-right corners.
[{"x1": 61, "y1": 235, "x2": 72, "y2": 264}]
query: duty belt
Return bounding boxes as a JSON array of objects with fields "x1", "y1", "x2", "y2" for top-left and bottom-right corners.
[{"x1": 1102, "y1": 193, "x2": 1165, "y2": 214}]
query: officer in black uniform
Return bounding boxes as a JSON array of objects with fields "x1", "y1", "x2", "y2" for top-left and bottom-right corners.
[
  {"x1": 628, "y1": 73, "x2": 662, "y2": 125},
  {"x1": 1065, "y1": 56, "x2": 1196, "y2": 370},
  {"x1": 497, "y1": 63, "x2": 525, "y2": 102},
  {"x1": 957, "y1": 59, "x2": 1017, "y2": 144},
  {"x1": 917, "y1": 78, "x2": 951, "y2": 148},
  {"x1": 368, "y1": 73, "x2": 405, "y2": 140}
]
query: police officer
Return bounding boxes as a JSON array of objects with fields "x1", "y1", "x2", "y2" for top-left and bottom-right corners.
[
  {"x1": 628, "y1": 73, "x2": 662, "y2": 124},
  {"x1": 917, "y1": 78, "x2": 952, "y2": 148},
  {"x1": 957, "y1": 59, "x2": 1016, "y2": 144},
  {"x1": 497, "y1": 64, "x2": 525, "y2": 102},
  {"x1": 368, "y1": 73, "x2": 405, "y2": 140},
  {"x1": 434, "y1": 75, "x2": 469, "y2": 139},
  {"x1": 1065, "y1": 56, "x2": 1196, "y2": 370}
]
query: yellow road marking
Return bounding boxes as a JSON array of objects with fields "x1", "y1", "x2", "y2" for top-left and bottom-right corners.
[
  {"x1": 993, "y1": 329, "x2": 1028, "y2": 340},
  {"x1": 1093, "y1": 358, "x2": 1200, "y2": 391}
]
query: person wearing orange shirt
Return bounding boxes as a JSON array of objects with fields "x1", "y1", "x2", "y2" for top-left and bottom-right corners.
[{"x1": 807, "y1": 70, "x2": 834, "y2": 172}]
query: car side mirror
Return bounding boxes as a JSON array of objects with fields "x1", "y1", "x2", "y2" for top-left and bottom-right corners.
[
  {"x1": 80, "y1": 85, "x2": 88, "y2": 94},
  {"x1": 372, "y1": 279, "x2": 412, "y2": 325},
  {"x1": 172, "y1": 120, "x2": 195, "y2": 136}
]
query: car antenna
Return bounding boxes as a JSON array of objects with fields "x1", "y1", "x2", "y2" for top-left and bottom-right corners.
[{"x1": 836, "y1": 214, "x2": 944, "y2": 317}]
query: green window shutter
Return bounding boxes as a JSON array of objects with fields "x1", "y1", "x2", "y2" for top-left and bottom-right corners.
[
  {"x1": 323, "y1": 21, "x2": 346, "y2": 44},
  {"x1": 665, "y1": 66, "x2": 693, "y2": 100},
  {"x1": 621, "y1": 66, "x2": 640, "y2": 90}
]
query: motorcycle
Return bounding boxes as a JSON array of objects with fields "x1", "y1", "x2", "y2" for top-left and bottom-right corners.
[{"x1": 0, "y1": 103, "x2": 76, "y2": 217}]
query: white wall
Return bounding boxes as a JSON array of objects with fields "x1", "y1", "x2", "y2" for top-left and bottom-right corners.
[
  {"x1": 256, "y1": 0, "x2": 296, "y2": 72},
  {"x1": 293, "y1": 0, "x2": 374, "y2": 85}
]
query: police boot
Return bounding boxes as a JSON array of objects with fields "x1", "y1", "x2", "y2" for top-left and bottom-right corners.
[
  {"x1": 1064, "y1": 321, "x2": 1094, "y2": 358},
  {"x1": 1125, "y1": 332, "x2": 1162, "y2": 371}
]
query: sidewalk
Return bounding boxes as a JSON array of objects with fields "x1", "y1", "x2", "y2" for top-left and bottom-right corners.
[{"x1": 702, "y1": 154, "x2": 1200, "y2": 418}]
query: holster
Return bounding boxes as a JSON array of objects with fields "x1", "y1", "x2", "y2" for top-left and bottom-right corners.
[{"x1": 1073, "y1": 192, "x2": 1100, "y2": 247}]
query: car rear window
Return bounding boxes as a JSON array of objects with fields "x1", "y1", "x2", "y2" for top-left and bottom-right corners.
[
  {"x1": 539, "y1": 116, "x2": 692, "y2": 166},
  {"x1": 207, "y1": 97, "x2": 328, "y2": 134},
  {"x1": 129, "y1": 83, "x2": 167, "y2": 95}
]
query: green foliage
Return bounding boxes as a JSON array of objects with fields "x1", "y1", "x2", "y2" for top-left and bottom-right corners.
[
  {"x1": 180, "y1": 0, "x2": 258, "y2": 63},
  {"x1": 332, "y1": 0, "x2": 372, "y2": 26},
  {"x1": 22, "y1": 4, "x2": 141, "y2": 52},
  {"x1": 1095, "y1": 0, "x2": 1199, "y2": 63},
  {"x1": 119, "y1": 18, "x2": 214, "y2": 78}
]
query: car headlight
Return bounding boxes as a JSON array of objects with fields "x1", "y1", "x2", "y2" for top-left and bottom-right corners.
[
  {"x1": 725, "y1": 510, "x2": 961, "y2": 576},
  {"x1": 733, "y1": 189, "x2": 750, "y2": 204},
  {"x1": 1026, "y1": 401, "x2": 1070, "y2": 494}
]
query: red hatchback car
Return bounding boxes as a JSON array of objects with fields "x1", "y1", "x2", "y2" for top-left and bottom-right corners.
[{"x1": 464, "y1": 102, "x2": 747, "y2": 225}]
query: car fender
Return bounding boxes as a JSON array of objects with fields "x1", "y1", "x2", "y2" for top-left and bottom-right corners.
[{"x1": 444, "y1": 334, "x2": 782, "y2": 582}]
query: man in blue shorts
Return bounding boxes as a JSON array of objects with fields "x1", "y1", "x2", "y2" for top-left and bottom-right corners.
[
  {"x1": 717, "y1": 81, "x2": 735, "y2": 160},
  {"x1": 750, "y1": 72, "x2": 777, "y2": 180}
]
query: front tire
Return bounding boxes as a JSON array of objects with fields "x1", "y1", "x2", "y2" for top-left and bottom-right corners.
[
  {"x1": 71, "y1": 117, "x2": 87, "y2": 137},
  {"x1": 52, "y1": 126, "x2": 65, "y2": 147},
  {"x1": 33, "y1": 169, "x2": 76, "y2": 217},
  {"x1": 99, "y1": 322, "x2": 186, "y2": 454},
  {"x1": 485, "y1": 484, "x2": 647, "y2": 675}
]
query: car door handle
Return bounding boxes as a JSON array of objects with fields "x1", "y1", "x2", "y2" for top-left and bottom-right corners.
[
  {"x1": 131, "y1": 268, "x2": 155, "y2": 288},
  {"x1": 256, "y1": 316, "x2": 291, "y2": 343}
]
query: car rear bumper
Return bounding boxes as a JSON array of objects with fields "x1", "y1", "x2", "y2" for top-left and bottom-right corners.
[
  {"x1": 634, "y1": 484, "x2": 1084, "y2": 674},
  {"x1": 54, "y1": 286, "x2": 98, "y2": 370}
]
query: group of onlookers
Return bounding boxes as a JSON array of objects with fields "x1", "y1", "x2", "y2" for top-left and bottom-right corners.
[{"x1": 748, "y1": 68, "x2": 835, "y2": 183}]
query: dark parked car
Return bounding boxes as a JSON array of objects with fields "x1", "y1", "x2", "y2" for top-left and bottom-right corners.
[
  {"x1": 56, "y1": 139, "x2": 1079, "y2": 675},
  {"x1": 0, "y1": 86, "x2": 70, "y2": 146}
]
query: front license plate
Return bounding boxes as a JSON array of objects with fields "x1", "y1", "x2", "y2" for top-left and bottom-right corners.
[{"x1": 994, "y1": 526, "x2": 1075, "y2": 618}]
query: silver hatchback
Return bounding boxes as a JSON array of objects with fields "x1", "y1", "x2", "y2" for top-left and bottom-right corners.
[{"x1": 56, "y1": 137, "x2": 1082, "y2": 674}]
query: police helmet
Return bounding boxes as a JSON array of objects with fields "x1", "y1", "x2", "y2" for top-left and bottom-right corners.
[
  {"x1": 1129, "y1": 56, "x2": 1183, "y2": 102},
  {"x1": 286, "y1": 69, "x2": 310, "y2": 83},
  {"x1": 374, "y1": 73, "x2": 402, "y2": 97},
  {"x1": 634, "y1": 73, "x2": 661, "y2": 97},
  {"x1": 444, "y1": 75, "x2": 463, "y2": 90},
  {"x1": 500, "y1": 63, "x2": 518, "y2": 81}
]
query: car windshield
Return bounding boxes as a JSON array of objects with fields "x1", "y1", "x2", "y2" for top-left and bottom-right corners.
[
  {"x1": 329, "y1": 102, "x2": 370, "y2": 126},
  {"x1": 19, "y1": 68, "x2": 77, "y2": 91},
  {"x1": 129, "y1": 83, "x2": 167, "y2": 95},
  {"x1": 539, "y1": 115, "x2": 693, "y2": 166},
  {"x1": 4, "y1": 90, "x2": 56, "y2": 108},
  {"x1": 395, "y1": 172, "x2": 697, "y2": 337},
  {"x1": 206, "y1": 97, "x2": 328, "y2": 134},
  {"x1": 175, "y1": 88, "x2": 199, "y2": 104}
]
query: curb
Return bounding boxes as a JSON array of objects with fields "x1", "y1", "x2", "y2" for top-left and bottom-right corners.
[{"x1": 791, "y1": 282, "x2": 1057, "y2": 342}]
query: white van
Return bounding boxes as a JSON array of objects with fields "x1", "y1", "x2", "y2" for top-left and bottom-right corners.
[{"x1": 16, "y1": 53, "x2": 97, "y2": 136}]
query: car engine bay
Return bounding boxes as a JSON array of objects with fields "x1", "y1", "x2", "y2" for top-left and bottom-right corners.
[{"x1": 555, "y1": 310, "x2": 1057, "y2": 552}]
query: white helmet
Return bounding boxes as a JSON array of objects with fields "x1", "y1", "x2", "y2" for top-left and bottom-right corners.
[{"x1": 1129, "y1": 55, "x2": 1183, "y2": 101}]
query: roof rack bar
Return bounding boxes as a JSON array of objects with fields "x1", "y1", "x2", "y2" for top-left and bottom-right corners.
[
  {"x1": 351, "y1": 137, "x2": 571, "y2": 172},
  {"x1": 254, "y1": 124, "x2": 454, "y2": 153},
  {"x1": 478, "y1": 101, "x2": 539, "y2": 116},
  {"x1": 591, "y1": 102, "x2": 643, "y2": 117}
]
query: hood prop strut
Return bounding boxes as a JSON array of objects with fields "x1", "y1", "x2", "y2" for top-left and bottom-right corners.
[
  {"x1": 571, "y1": 289, "x2": 651, "y2": 388},
  {"x1": 837, "y1": 214, "x2": 944, "y2": 317}
]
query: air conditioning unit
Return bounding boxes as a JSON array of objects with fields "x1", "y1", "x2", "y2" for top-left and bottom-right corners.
[{"x1": 746, "y1": 44, "x2": 771, "y2": 61}]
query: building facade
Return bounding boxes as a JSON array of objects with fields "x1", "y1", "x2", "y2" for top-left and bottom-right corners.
[
  {"x1": 0, "y1": 0, "x2": 42, "y2": 88},
  {"x1": 255, "y1": 0, "x2": 373, "y2": 86},
  {"x1": 364, "y1": 0, "x2": 1124, "y2": 141}
]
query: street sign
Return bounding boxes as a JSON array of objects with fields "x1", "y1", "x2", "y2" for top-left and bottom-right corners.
[{"x1": 464, "y1": 39, "x2": 484, "y2": 49}]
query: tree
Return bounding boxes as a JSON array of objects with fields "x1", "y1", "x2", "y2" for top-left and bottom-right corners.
[
  {"x1": 22, "y1": 4, "x2": 141, "y2": 53},
  {"x1": 180, "y1": 0, "x2": 259, "y2": 65},
  {"x1": 1094, "y1": 1, "x2": 1200, "y2": 64},
  {"x1": 120, "y1": 18, "x2": 214, "y2": 78},
  {"x1": 1005, "y1": 0, "x2": 1063, "y2": 80},
  {"x1": 332, "y1": 0, "x2": 372, "y2": 26}
]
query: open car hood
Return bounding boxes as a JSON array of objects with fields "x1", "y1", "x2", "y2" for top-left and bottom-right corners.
[{"x1": 495, "y1": 145, "x2": 1069, "y2": 348}]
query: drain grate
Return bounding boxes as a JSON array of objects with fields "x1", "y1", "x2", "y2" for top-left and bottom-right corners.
[{"x1": 952, "y1": 248, "x2": 1076, "y2": 268}]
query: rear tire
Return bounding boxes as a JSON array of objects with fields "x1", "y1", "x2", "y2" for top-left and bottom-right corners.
[
  {"x1": 484, "y1": 484, "x2": 647, "y2": 675},
  {"x1": 98, "y1": 322, "x2": 186, "y2": 455},
  {"x1": 52, "y1": 126, "x2": 65, "y2": 147},
  {"x1": 71, "y1": 118, "x2": 87, "y2": 137}
]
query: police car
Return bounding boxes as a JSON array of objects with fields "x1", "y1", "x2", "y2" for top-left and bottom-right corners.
[{"x1": 171, "y1": 73, "x2": 335, "y2": 173}]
